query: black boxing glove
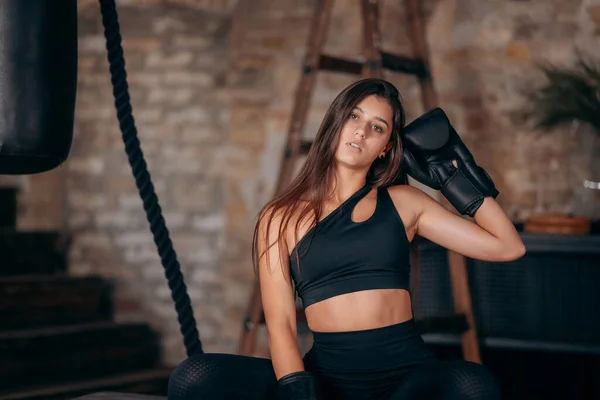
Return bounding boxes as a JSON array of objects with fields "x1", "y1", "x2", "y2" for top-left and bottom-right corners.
[
  {"x1": 401, "y1": 107, "x2": 499, "y2": 217},
  {"x1": 274, "y1": 371, "x2": 322, "y2": 400}
]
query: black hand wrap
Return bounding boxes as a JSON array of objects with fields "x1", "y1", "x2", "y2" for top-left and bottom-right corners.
[
  {"x1": 274, "y1": 371, "x2": 322, "y2": 400},
  {"x1": 402, "y1": 107, "x2": 499, "y2": 217}
]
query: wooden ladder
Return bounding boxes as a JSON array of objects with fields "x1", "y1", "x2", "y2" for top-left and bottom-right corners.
[{"x1": 237, "y1": 0, "x2": 482, "y2": 364}]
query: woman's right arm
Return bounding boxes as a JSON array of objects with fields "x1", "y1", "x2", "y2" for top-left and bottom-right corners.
[{"x1": 257, "y1": 208, "x2": 304, "y2": 379}]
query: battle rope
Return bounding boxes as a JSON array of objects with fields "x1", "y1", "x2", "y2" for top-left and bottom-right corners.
[{"x1": 99, "y1": 0, "x2": 203, "y2": 356}]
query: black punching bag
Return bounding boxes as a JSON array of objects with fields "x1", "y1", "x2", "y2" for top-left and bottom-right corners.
[{"x1": 0, "y1": 0, "x2": 77, "y2": 175}]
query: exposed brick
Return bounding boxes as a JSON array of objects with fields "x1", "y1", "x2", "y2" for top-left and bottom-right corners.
[
  {"x1": 146, "y1": 87, "x2": 195, "y2": 104},
  {"x1": 145, "y1": 51, "x2": 194, "y2": 68},
  {"x1": 113, "y1": 231, "x2": 154, "y2": 247},
  {"x1": 180, "y1": 126, "x2": 225, "y2": 145},
  {"x1": 69, "y1": 262, "x2": 95, "y2": 277},
  {"x1": 191, "y1": 213, "x2": 225, "y2": 231},
  {"x1": 169, "y1": 179, "x2": 220, "y2": 212},
  {"x1": 116, "y1": 193, "x2": 145, "y2": 209},
  {"x1": 134, "y1": 108, "x2": 164, "y2": 124},
  {"x1": 95, "y1": 210, "x2": 146, "y2": 230},
  {"x1": 228, "y1": 106, "x2": 268, "y2": 148},
  {"x1": 68, "y1": 212, "x2": 94, "y2": 230},
  {"x1": 122, "y1": 37, "x2": 163, "y2": 52},
  {"x1": 164, "y1": 108, "x2": 210, "y2": 125},
  {"x1": 163, "y1": 212, "x2": 190, "y2": 229},
  {"x1": 123, "y1": 245, "x2": 163, "y2": 265},
  {"x1": 163, "y1": 71, "x2": 215, "y2": 86},
  {"x1": 69, "y1": 192, "x2": 109, "y2": 210},
  {"x1": 171, "y1": 35, "x2": 212, "y2": 49},
  {"x1": 126, "y1": 72, "x2": 163, "y2": 87},
  {"x1": 66, "y1": 156, "x2": 106, "y2": 175},
  {"x1": 588, "y1": 4, "x2": 600, "y2": 34},
  {"x1": 191, "y1": 268, "x2": 221, "y2": 285},
  {"x1": 506, "y1": 42, "x2": 531, "y2": 61},
  {"x1": 79, "y1": 36, "x2": 107, "y2": 54},
  {"x1": 78, "y1": 56, "x2": 98, "y2": 71},
  {"x1": 75, "y1": 105, "x2": 114, "y2": 120}
]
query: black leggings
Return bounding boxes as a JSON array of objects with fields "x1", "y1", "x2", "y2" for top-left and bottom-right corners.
[{"x1": 169, "y1": 319, "x2": 501, "y2": 399}]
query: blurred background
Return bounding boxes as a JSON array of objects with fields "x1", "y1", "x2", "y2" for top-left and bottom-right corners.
[{"x1": 0, "y1": 0, "x2": 599, "y2": 399}]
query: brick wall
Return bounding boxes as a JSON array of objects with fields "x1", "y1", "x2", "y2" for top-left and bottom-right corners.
[
  {"x1": 1, "y1": 0, "x2": 599, "y2": 365},
  {"x1": 426, "y1": 0, "x2": 600, "y2": 220},
  {"x1": 69, "y1": 0, "x2": 235, "y2": 364}
]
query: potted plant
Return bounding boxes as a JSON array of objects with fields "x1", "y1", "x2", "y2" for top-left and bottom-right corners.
[{"x1": 520, "y1": 55, "x2": 600, "y2": 234}]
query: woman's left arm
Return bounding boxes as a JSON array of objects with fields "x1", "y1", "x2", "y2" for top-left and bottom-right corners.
[{"x1": 415, "y1": 189, "x2": 526, "y2": 262}]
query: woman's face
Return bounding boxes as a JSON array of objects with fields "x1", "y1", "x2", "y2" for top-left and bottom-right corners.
[{"x1": 335, "y1": 94, "x2": 393, "y2": 170}]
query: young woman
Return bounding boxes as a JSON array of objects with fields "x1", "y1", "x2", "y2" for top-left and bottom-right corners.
[
  {"x1": 255, "y1": 78, "x2": 525, "y2": 399},
  {"x1": 168, "y1": 78, "x2": 525, "y2": 400}
]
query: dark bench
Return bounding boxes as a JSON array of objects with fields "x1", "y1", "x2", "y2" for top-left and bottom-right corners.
[{"x1": 72, "y1": 392, "x2": 166, "y2": 400}]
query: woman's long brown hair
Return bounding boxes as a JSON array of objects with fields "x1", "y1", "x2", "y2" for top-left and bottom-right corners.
[{"x1": 252, "y1": 78, "x2": 408, "y2": 279}]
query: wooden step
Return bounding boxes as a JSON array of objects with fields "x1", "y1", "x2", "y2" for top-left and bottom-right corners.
[
  {"x1": 0, "y1": 369, "x2": 172, "y2": 400},
  {"x1": 0, "y1": 275, "x2": 113, "y2": 331},
  {"x1": 0, "y1": 322, "x2": 162, "y2": 391},
  {"x1": 317, "y1": 52, "x2": 426, "y2": 76},
  {"x1": 0, "y1": 231, "x2": 68, "y2": 276},
  {"x1": 72, "y1": 392, "x2": 166, "y2": 400},
  {"x1": 0, "y1": 188, "x2": 17, "y2": 229}
]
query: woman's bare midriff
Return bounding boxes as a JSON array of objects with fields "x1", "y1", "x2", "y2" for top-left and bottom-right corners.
[{"x1": 304, "y1": 288, "x2": 413, "y2": 333}]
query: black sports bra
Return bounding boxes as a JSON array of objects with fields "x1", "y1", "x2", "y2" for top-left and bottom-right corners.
[{"x1": 289, "y1": 184, "x2": 411, "y2": 308}]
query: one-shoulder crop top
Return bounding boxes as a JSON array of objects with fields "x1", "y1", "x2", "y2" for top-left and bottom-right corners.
[{"x1": 289, "y1": 184, "x2": 411, "y2": 308}]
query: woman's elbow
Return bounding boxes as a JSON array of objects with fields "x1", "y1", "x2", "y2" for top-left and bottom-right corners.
[
  {"x1": 500, "y1": 241, "x2": 526, "y2": 261},
  {"x1": 266, "y1": 317, "x2": 298, "y2": 343}
]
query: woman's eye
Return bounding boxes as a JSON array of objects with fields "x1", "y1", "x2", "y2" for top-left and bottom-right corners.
[
  {"x1": 350, "y1": 113, "x2": 358, "y2": 120},
  {"x1": 373, "y1": 125, "x2": 383, "y2": 133}
]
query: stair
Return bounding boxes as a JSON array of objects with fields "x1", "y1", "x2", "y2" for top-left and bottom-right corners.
[
  {"x1": 0, "y1": 369, "x2": 171, "y2": 400},
  {"x1": 0, "y1": 188, "x2": 17, "y2": 229},
  {"x1": 0, "y1": 186, "x2": 171, "y2": 399},
  {"x1": 0, "y1": 322, "x2": 162, "y2": 389},
  {"x1": 0, "y1": 231, "x2": 68, "y2": 276},
  {"x1": 0, "y1": 276, "x2": 112, "y2": 330}
]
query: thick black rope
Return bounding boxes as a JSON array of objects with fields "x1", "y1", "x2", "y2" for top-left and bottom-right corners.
[{"x1": 99, "y1": 0, "x2": 203, "y2": 356}]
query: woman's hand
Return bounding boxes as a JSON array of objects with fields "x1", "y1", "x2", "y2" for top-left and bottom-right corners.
[
  {"x1": 399, "y1": 107, "x2": 524, "y2": 261},
  {"x1": 402, "y1": 107, "x2": 499, "y2": 217}
]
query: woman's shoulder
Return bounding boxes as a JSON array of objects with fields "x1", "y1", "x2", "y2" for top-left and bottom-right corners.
[
  {"x1": 385, "y1": 182, "x2": 444, "y2": 217},
  {"x1": 385, "y1": 183, "x2": 427, "y2": 201},
  {"x1": 384, "y1": 183, "x2": 435, "y2": 220},
  {"x1": 257, "y1": 198, "x2": 312, "y2": 231},
  {"x1": 257, "y1": 198, "x2": 314, "y2": 254}
]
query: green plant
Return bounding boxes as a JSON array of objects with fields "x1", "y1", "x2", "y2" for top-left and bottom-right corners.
[{"x1": 523, "y1": 55, "x2": 600, "y2": 134}]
